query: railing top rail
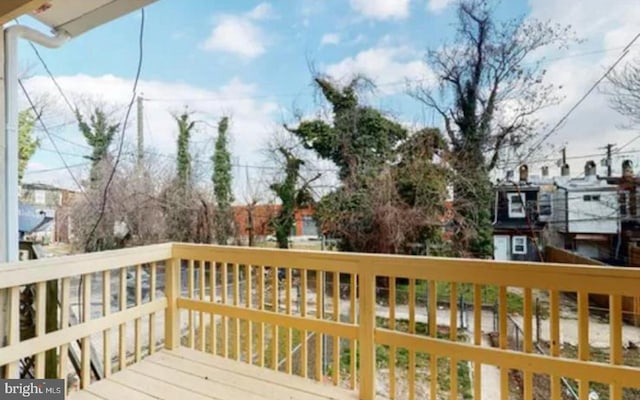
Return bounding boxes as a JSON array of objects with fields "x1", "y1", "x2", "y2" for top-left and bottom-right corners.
[
  {"x1": 0, "y1": 243, "x2": 172, "y2": 289},
  {"x1": 175, "y1": 243, "x2": 640, "y2": 296}
]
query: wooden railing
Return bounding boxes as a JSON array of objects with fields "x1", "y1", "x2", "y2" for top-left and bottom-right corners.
[
  {"x1": 2, "y1": 242, "x2": 640, "y2": 400},
  {"x1": 0, "y1": 243, "x2": 172, "y2": 390}
]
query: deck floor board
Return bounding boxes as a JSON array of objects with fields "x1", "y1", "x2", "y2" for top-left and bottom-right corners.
[{"x1": 69, "y1": 347, "x2": 358, "y2": 400}]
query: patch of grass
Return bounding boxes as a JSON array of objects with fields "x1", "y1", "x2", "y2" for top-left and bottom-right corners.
[{"x1": 390, "y1": 281, "x2": 532, "y2": 315}]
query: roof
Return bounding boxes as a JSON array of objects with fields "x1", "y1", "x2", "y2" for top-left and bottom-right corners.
[
  {"x1": 21, "y1": 182, "x2": 67, "y2": 191},
  {"x1": 18, "y1": 202, "x2": 52, "y2": 234}
]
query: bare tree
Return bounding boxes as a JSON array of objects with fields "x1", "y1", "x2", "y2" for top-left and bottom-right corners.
[
  {"x1": 607, "y1": 57, "x2": 640, "y2": 127},
  {"x1": 412, "y1": 0, "x2": 575, "y2": 256}
]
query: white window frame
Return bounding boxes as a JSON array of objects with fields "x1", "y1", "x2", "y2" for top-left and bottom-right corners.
[
  {"x1": 512, "y1": 236, "x2": 527, "y2": 254},
  {"x1": 34, "y1": 190, "x2": 46, "y2": 205},
  {"x1": 538, "y1": 192, "x2": 552, "y2": 216},
  {"x1": 508, "y1": 193, "x2": 526, "y2": 218}
]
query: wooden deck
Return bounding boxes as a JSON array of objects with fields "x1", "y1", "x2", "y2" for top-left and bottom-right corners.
[{"x1": 69, "y1": 347, "x2": 358, "y2": 400}]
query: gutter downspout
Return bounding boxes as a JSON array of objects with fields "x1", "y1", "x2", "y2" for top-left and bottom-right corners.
[
  {"x1": 1, "y1": 27, "x2": 69, "y2": 373},
  {"x1": 3, "y1": 25, "x2": 69, "y2": 263}
]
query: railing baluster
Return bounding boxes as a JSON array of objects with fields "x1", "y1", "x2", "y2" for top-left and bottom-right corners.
[
  {"x1": 523, "y1": 287, "x2": 533, "y2": 400},
  {"x1": 134, "y1": 264, "x2": 142, "y2": 362},
  {"x1": 148, "y1": 262, "x2": 157, "y2": 355},
  {"x1": 408, "y1": 278, "x2": 416, "y2": 400},
  {"x1": 549, "y1": 289, "x2": 561, "y2": 400},
  {"x1": 81, "y1": 275, "x2": 91, "y2": 387},
  {"x1": 233, "y1": 263, "x2": 240, "y2": 361},
  {"x1": 199, "y1": 260, "x2": 206, "y2": 352},
  {"x1": 246, "y1": 264, "x2": 253, "y2": 365},
  {"x1": 119, "y1": 268, "x2": 127, "y2": 371},
  {"x1": 429, "y1": 280, "x2": 437, "y2": 400},
  {"x1": 35, "y1": 281, "x2": 46, "y2": 379},
  {"x1": 222, "y1": 262, "x2": 228, "y2": 358},
  {"x1": 164, "y1": 258, "x2": 181, "y2": 350},
  {"x1": 358, "y1": 269, "x2": 376, "y2": 400},
  {"x1": 473, "y1": 284, "x2": 482, "y2": 400},
  {"x1": 272, "y1": 266, "x2": 279, "y2": 370},
  {"x1": 286, "y1": 267, "x2": 293, "y2": 374},
  {"x1": 332, "y1": 271, "x2": 340, "y2": 385},
  {"x1": 389, "y1": 276, "x2": 396, "y2": 399},
  {"x1": 60, "y1": 278, "x2": 71, "y2": 381},
  {"x1": 349, "y1": 272, "x2": 357, "y2": 390},
  {"x1": 4, "y1": 286, "x2": 20, "y2": 378},
  {"x1": 258, "y1": 265, "x2": 265, "y2": 367},
  {"x1": 499, "y1": 285, "x2": 508, "y2": 400},
  {"x1": 449, "y1": 283, "x2": 458, "y2": 400},
  {"x1": 578, "y1": 291, "x2": 590, "y2": 399},
  {"x1": 210, "y1": 261, "x2": 217, "y2": 355},
  {"x1": 102, "y1": 271, "x2": 111, "y2": 377},
  {"x1": 610, "y1": 294, "x2": 623, "y2": 400},
  {"x1": 301, "y1": 269, "x2": 308, "y2": 379},
  {"x1": 187, "y1": 259, "x2": 195, "y2": 349},
  {"x1": 315, "y1": 270, "x2": 323, "y2": 381}
]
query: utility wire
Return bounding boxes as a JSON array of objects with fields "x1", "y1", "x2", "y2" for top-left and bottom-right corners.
[
  {"x1": 522, "y1": 33, "x2": 640, "y2": 163},
  {"x1": 19, "y1": 79, "x2": 90, "y2": 199},
  {"x1": 83, "y1": 8, "x2": 146, "y2": 251}
]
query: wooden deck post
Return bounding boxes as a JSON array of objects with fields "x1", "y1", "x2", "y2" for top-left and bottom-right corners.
[
  {"x1": 358, "y1": 269, "x2": 375, "y2": 400},
  {"x1": 165, "y1": 258, "x2": 181, "y2": 350}
]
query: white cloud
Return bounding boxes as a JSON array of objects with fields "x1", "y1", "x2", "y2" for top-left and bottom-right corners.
[
  {"x1": 325, "y1": 46, "x2": 434, "y2": 94},
  {"x1": 349, "y1": 0, "x2": 410, "y2": 20},
  {"x1": 427, "y1": 0, "x2": 454, "y2": 14},
  {"x1": 201, "y1": 3, "x2": 274, "y2": 58},
  {"x1": 321, "y1": 33, "x2": 341, "y2": 46},
  {"x1": 246, "y1": 2, "x2": 275, "y2": 20},
  {"x1": 22, "y1": 74, "x2": 281, "y2": 195}
]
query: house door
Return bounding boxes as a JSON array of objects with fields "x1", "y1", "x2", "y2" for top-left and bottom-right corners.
[{"x1": 493, "y1": 235, "x2": 510, "y2": 261}]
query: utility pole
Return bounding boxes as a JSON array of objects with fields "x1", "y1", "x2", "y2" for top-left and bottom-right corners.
[
  {"x1": 136, "y1": 95, "x2": 144, "y2": 169},
  {"x1": 606, "y1": 143, "x2": 614, "y2": 177},
  {"x1": 561, "y1": 147, "x2": 566, "y2": 165}
]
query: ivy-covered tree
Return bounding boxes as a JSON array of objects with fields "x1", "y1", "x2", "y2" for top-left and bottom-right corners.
[
  {"x1": 269, "y1": 147, "x2": 318, "y2": 249},
  {"x1": 287, "y1": 77, "x2": 448, "y2": 255},
  {"x1": 175, "y1": 112, "x2": 195, "y2": 189},
  {"x1": 212, "y1": 116, "x2": 234, "y2": 245},
  {"x1": 413, "y1": 0, "x2": 574, "y2": 257},
  {"x1": 286, "y1": 78, "x2": 406, "y2": 184},
  {"x1": 77, "y1": 108, "x2": 119, "y2": 187},
  {"x1": 18, "y1": 109, "x2": 39, "y2": 183}
]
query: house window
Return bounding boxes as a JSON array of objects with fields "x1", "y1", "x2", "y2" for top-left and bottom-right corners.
[
  {"x1": 512, "y1": 236, "x2": 527, "y2": 254},
  {"x1": 620, "y1": 193, "x2": 628, "y2": 216},
  {"x1": 508, "y1": 193, "x2": 526, "y2": 218},
  {"x1": 539, "y1": 192, "x2": 552, "y2": 216},
  {"x1": 583, "y1": 194, "x2": 601, "y2": 202},
  {"x1": 34, "y1": 190, "x2": 46, "y2": 205}
]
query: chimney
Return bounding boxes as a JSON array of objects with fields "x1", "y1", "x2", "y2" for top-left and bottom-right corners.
[
  {"x1": 561, "y1": 163, "x2": 570, "y2": 177},
  {"x1": 519, "y1": 164, "x2": 529, "y2": 182},
  {"x1": 584, "y1": 160, "x2": 597, "y2": 177},
  {"x1": 623, "y1": 160, "x2": 634, "y2": 178},
  {"x1": 541, "y1": 166, "x2": 549, "y2": 178}
]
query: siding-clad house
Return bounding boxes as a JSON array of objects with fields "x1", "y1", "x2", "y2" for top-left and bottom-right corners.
[{"x1": 492, "y1": 165, "x2": 553, "y2": 262}]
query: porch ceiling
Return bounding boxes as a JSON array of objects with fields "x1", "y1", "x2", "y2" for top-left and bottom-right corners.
[
  {"x1": 30, "y1": 0, "x2": 157, "y2": 37},
  {"x1": 0, "y1": 0, "x2": 47, "y2": 26}
]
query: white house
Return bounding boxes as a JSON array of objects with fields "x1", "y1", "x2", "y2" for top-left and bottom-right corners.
[{"x1": 553, "y1": 161, "x2": 620, "y2": 260}]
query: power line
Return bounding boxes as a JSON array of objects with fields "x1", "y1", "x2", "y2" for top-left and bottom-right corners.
[
  {"x1": 522, "y1": 32, "x2": 640, "y2": 163},
  {"x1": 84, "y1": 8, "x2": 146, "y2": 251},
  {"x1": 19, "y1": 79, "x2": 89, "y2": 198},
  {"x1": 24, "y1": 163, "x2": 89, "y2": 174}
]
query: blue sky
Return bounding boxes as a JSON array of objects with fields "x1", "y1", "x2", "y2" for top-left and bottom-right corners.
[{"x1": 19, "y1": 0, "x2": 640, "y2": 198}]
